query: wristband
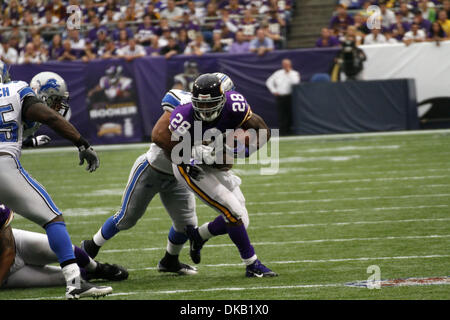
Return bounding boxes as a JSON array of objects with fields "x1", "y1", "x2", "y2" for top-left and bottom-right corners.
[{"x1": 74, "y1": 136, "x2": 90, "y2": 149}]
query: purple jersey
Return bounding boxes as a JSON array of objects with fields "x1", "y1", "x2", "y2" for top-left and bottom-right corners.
[{"x1": 169, "y1": 90, "x2": 253, "y2": 144}]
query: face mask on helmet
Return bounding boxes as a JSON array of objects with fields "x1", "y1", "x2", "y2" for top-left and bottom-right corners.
[
  {"x1": 45, "y1": 93, "x2": 70, "y2": 119},
  {"x1": 192, "y1": 97, "x2": 225, "y2": 122}
]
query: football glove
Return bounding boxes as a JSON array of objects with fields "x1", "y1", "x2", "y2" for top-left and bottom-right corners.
[
  {"x1": 191, "y1": 144, "x2": 215, "y2": 165},
  {"x1": 23, "y1": 135, "x2": 51, "y2": 148},
  {"x1": 180, "y1": 159, "x2": 205, "y2": 181},
  {"x1": 78, "y1": 145, "x2": 100, "y2": 172}
]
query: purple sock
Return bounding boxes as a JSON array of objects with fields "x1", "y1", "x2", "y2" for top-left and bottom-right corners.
[
  {"x1": 74, "y1": 245, "x2": 91, "y2": 268},
  {"x1": 207, "y1": 215, "x2": 227, "y2": 235},
  {"x1": 226, "y1": 223, "x2": 255, "y2": 260}
]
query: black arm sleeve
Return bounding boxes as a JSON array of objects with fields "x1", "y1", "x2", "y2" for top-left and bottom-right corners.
[{"x1": 22, "y1": 96, "x2": 45, "y2": 121}]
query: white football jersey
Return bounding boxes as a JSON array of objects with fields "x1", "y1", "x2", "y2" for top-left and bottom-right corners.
[
  {"x1": 146, "y1": 89, "x2": 192, "y2": 174},
  {"x1": 0, "y1": 81, "x2": 36, "y2": 158}
]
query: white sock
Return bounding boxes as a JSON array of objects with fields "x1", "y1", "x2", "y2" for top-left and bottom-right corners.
[
  {"x1": 242, "y1": 254, "x2": 258, "y2": 266},
  {"x1": 93, "y1": 228, "x2": 107, "y2": 247},
  {"x1": 198, "y1": 223, "x2": 214, "y2": 240},
  {"x1": 166, "y1": 240, "x2": 184, "y2": 256},
  {"x1": 62, "y1": 263, "x2": 81, "y2": 287}
]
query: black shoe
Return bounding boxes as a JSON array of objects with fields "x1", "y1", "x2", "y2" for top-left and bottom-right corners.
[
  {"x1": 66, "y1": 278, "x2": 112, "y2": 300},
  {"x1": 81, "y1": 239, "x2": 100, "y2": 259},
  {"x1": 157, "y1": 259, "x2": 198, "y2": 275},
  {"x1": 245, "y1": 260, "x2": 278, "y2": 278},
  {"x1": 185, "y1": 225, "x2": 207, "y2": 264},
  {"x1": 87, "y1": 262, "x2": 129, "y2": 281}
]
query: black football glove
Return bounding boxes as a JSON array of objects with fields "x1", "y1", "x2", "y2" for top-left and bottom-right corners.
[
  {"x1": 75, "y1": 137, "x2": 100, "y2": 172},
  {"x1": 180, "y1": 159, "x2": 205, "y2": 181}
]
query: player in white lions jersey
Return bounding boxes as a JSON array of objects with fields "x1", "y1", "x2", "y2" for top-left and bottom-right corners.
[
  {"x1": 0, "y1": 205, "x2": 128, "y2": 288},
  {"x1": 0, "y1": 62, "x2": 110, "y2": 299},
  {"x1": 81, "y1": 73, "x2": 235, "y2": 275}
]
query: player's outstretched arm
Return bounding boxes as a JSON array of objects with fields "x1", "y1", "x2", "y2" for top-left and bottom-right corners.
[
  {"x1": 240, "y1": 112, "x2": 271, "y2": 150},
  {"x1": 0, "y1": 225, "x2": 15, "y2": 287},
  {"x1": 22, "y1": 96, "x2": 100, "y2": 172},
  {"x1": 152, "y1": 111, "x2": 179, "y2": 159}
]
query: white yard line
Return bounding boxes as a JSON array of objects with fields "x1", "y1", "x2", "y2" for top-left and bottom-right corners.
[
  {"x1": 100, "y1": 234, "x2": 450, "y2": 254},
  {"x1": 20, "y1": 129, "x2": 450, "y2": 155},
  {"x1": 20, "y1": 252, "x2": 450, "y2": 300}
]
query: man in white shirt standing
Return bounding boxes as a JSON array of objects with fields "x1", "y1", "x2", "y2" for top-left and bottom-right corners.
[
  {"x1": 117, "y1": 37, "x2": 147, "y2": 62},
  {"x1": 265, "y1": 58, "x2": 301, "y2": 136}
]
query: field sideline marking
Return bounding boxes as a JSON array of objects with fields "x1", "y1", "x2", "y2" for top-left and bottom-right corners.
[
  {"x1": 20, "y1": 129, "x2": 450, "y2": 154},
  {"x1": 99, "y1": 234, "x2": 450, "y2": 254}
]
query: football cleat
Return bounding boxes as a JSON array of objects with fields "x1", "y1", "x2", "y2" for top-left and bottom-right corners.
[
  {"x1": 245, "y1": 260, "x2": 278, "y2": 278},
  {"x1": 157, "y1": 259, "x2": 198, "y2": 275},
  {"x1": 185, "y1": 225, "x2": 208, "y2": 264},
  {"x1": 81, "y1": 239, "x2": 100, "y2": 259},
  {"x1": 66, "y1": 279, "x2": 112, "y2": 300},
  {"x1": 87, "y1": 262, "x2": 129, "y2": 281}
]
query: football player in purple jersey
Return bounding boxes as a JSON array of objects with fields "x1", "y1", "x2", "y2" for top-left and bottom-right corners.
[{"x1": 152, "y1": 73, "x2": 277, "y2": 277}]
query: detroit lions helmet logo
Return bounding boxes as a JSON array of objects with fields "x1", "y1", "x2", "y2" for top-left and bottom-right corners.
[{"x1": 39, "y1": 78, "x2": 60, "y2": 94}]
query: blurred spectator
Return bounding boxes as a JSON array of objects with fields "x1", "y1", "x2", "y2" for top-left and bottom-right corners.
[
  {"x1": 384, "y1": 30, "x2": 399, "y2": 44},
  {"x1": 93, "y1": 29, "x2": 109, "y2": 54},
  {"x1": 217, "y1": 24, "x2": 236, "y2": 49},
  {"x1": 117, "y1": 37, "x2": 146, "y2": 62},
  {"x1": 418, "y1": 0, "x2": 437, "y2": 23},
  {"x1": 136, "y1": 14, "x2": 157, "y2": 46},
  {"x1": 58, "y1": 40, "x2": 78, "y2": 61},
  {"x1": 184, "y1": 32, "x2": 211, "y2": 56},
  {"x1": 266, "y1": 9, "x2": 286, "y2": 48},
  {"x1": 38, "y1": 9, "x2": 60, "y2": 42},
  {"x1": 144, "y1": 2, "x2": 161, "y2": 21},
  {"x1": 316, "y1": 28, "x2": 340, "y2": 48},
  {"x1": 177, "y1": 28, "x2": 190, "y2": 52},
  {"x1": 158, "y1": 29, "x2": 173, "y2": 48},
  {"x1": 101, "y1": 8, "x2": 121, "y2": 25},
  {"x1": 343, "y1": 25, "x2": 364, "y2": 46},
  {"x1": 412, "y1": 10, "x2": 432, "y2": 33},
  {"x1": 226, "y1": 0, "x2": 245, "y2": 17},
  {"x1": 390, "y1": 12, "x2": 411, "y2": 39},
  {"x1": 228, "y1": 30, "x2": 251, "y2": 54},
  {"x1": 48, "y1": 34, "x2": 64, "y2": 61},
  {"x1": 239, "y1": 10, "x2": 259, "y2": 41},
  {"x1": 146, "y1": 36, "x2": 161, "y2": 56},
  {"x1": 398, "y1": 2, "x2": 414, "y2": 24},
  {"x1": 161, "y1": 0, "x2": 184, "y2": 28},
  {"x1": 329, "y1": 4, "x2": 355, "y2": 35},
  {"x1": 403, "y1": 22, "x2": 426, "y2": 45},
  {"x1": 99, "y1": 38, "x2": 118, "y2": 59},
  {"x1": 179, "y1": 12, "x2": 201, "y2": 42},
  {"x1": 444, "y1": 0, "x2": 450, "y2": 19},
  {"x1": 116, "y1": 29, "x2": 130, "y2": 49},
  {"x1": 112, "y1": 20, "x2": 134, "y2": 42},
  {"x1": 0, "y1": 37, "x2": 19, "y2": 64},
  {"x1": 353, "y1": 12, "x2": 370, "y2": 35},
  {"x1": 379, "y1": 1, "x2": 396, "y2": 29},
  {"x1": 50, "y1": 0, "x2": 66, "y2": 21},
  {"x1": 215, "y1": 9, "x2": 239, "y2": 35},
  {"x1": 87, "y1": 16, "x2": 108, "y2": 42},
  {"x1": 265, "y1": 58, "x2": 300, "y2": 136},
  {"x1": 81, "y1": 40, "x2": 98, "y2": 62},
  {"x1": 249, "y1": 28, "x2": 274, "y2": 56},
  {"x1": 68, "y1": 29, "x2": 86, "y2": 51},
  {"x1": 160, "y1": 36, "x2": 183, "y2": 58},
  {"x1": 437, "y1": 9, "x2": 450, "y2": 35},
  {"x1": 31, "y1": 34, "x2": 48, "y2": 62},
  {"x1": 363, "y1": 27, "x2": 387, "y2": 44},
  {"x1": 4, "y1": 0, "x2": 24, "y2": 23},
  {"x1": 427, "y1": 21, "x2": 448, "y2": 43},
  {"x1": 211, "y1": 32, "x2": 226, "y2": 52},
  {"x1": 185, "y1": 0, "x2": 204, "y2": 25}
]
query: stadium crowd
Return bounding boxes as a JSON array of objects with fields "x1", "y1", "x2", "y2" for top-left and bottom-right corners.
[
  {"x1": 316, "y1": 0, "x2": 450, "y2": 47},
  {"x1": 0, "y1": 0, "x2": 294, "y2": 64}
]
